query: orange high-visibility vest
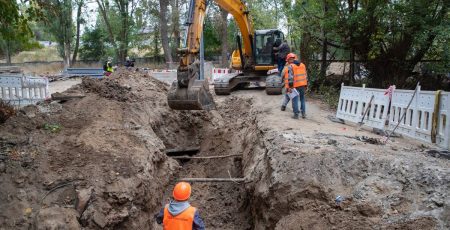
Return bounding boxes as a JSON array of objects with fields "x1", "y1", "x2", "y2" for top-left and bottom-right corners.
[
  {"x1": 163, "y1": 205, "x2": 196, "y2": 230},
  {"x1": 284, "y1": 63, "x2": 307, "y2": 88}
]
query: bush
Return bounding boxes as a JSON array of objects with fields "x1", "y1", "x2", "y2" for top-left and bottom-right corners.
[
  {"x1": 0, "y1": 100, "x2": 16, "y2": 124},
  {"x1": 317, "y1": 85, "x2": 340, "y2": 110}
]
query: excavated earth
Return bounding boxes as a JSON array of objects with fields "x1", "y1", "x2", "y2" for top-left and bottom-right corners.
[{"x1": 0, "y1": 69, "x2": 448, "y2": 229}]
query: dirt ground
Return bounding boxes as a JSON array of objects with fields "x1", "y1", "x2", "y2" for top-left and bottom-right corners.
[{"x1": 0, "y1": 69, "x2": 448, "y2": 229}]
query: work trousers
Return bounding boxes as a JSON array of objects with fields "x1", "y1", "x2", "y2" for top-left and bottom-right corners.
[{"x1": 282, "y1": 86, "x2": 306, "y2": 115}]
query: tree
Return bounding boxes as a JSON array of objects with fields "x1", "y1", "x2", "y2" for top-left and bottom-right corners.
[
  {"x1": 96, "y1": 0, "x2": 119, "y2": 61},
  {"x1": 79, "y1": 26, "x2": 107, "y2": 61},
  {"x1": 332, "y1": 0, "x2": 449, "y2": 87},
  {"x1": 159, "y1": 0, "x2": 173, "y2": 64},
  {"x1": 39, "y1": 0, "x2": 74, "y2": 68},
  {"x1": 219, "y1": 9, "x2": 228, "y2": 67},
  {"x1": 171, "y1": 0, "x2": 181, "y2": 59},
  {"x1": 0, "y1": 0, "x2": 42, "y2": 64},
  {"x1": 72, "y1": 0, "x2": 85, "y2": 65}
]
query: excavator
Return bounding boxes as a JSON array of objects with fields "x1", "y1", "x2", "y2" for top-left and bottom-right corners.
[{"x1": 167, "y1": 0, "x2": 284, "y2": 110}]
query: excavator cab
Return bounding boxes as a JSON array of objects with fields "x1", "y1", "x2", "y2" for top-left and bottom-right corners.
[{"x1": 254, "y1": 29, "x2": 284, "y2": 66}]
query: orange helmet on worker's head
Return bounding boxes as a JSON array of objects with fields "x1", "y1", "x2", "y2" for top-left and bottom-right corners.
[
  {"x1": 286, "y1": 53, "x2": 297, "y2": 61},
  {"x1": 173, "y1": 182, "x2": 191, "y2": 201}
]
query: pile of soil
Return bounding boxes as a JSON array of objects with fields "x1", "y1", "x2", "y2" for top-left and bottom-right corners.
[
  {"x1": 0, "y1": 69, "x2": 190, "y2": 229},
  {"x1": 1, "y1": 67, "x2": 448, "y2": 230},
  {"x1": 242, "y1": 96, "x2": 450, "y2": 229}
]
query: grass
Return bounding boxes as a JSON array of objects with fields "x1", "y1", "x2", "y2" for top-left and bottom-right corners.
[
  {"x1": 317, "y1": 85, "x2": 340, "y2": 110},
  {"x1": 43, "y1": 123, "x2": 63, "y2": 133},
  {"x1": 11, "y1": 46, "x2": 62, "y2": 63}
]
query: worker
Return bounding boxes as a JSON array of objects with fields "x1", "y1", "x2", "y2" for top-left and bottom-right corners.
[
  {"x1": 103, "y1": 58, "x2": 114, "y2": 76},
  {"x1": 281, "y1": 53, "x2": 308, "y2": 119},
  {"x1": 273, "y1": 40, "x2": 290, "y2": 76},
  {"x1": 125, "y1": 56, "x2": 135, "y2": 68},
  {"x1": 155, "y1": 182, "x2": 205, "y2": 230}
]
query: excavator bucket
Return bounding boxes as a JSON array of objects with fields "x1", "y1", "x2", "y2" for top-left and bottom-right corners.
[{"x1": 167, "y1": 78, "x2": 216, "y2": 110}]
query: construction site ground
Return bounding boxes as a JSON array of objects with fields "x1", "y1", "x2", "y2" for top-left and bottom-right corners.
[{"x1": 0, "y1": 69, "x2": 448, "y2": 229}]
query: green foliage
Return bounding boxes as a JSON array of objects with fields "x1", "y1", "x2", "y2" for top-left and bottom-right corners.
[
  {"x1": 203, "y1": 15, "x2": 221, "y2": 57},
  {"x1": 282, "y1": 0, "x2": 449, "y2": 89},
  {"x1": 43, "y1": 123, "x2": 62, "y2": 133},
  {"x1": 0, "y1": 0, "x2": 43, "y2": 62},
  {"x1": 80, "y1": 26, "x2": 107, "y2": 61},
  {"x1": 317, "y1": 85, "x2": 340, "y2": 110}
]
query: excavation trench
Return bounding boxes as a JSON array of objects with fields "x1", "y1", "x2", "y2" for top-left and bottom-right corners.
[
  {"x1": 1, "y1": 72, "x2": 447, "y2": 229},
  {"x1": 153, "y1": 96, "x2": 259, "y2": 229}
]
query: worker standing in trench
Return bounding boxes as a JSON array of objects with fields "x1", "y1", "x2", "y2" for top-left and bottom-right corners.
[
  {"x1": 281, "y1": 53, "x2": 308, "y2": 119},
  {"x1": 155, "y1": 182, "x2": 205, "y2": 230}
]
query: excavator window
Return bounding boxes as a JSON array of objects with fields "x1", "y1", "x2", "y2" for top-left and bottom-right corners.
[{"x1": 254, "y1": 30, "x2": 284, "y2": 65}]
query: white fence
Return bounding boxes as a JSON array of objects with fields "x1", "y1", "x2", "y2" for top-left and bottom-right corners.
[
  {"x1": 389, "y1": 87, "x2": 450, "y2": 149},
  {"x1": 336, "y1": 83, "x2": 450, "y2": 149},
  {"x1": 336, "y1": 83, "x2": 390, "y2": 130},
  {"x1": 0, "y1": 74, "x2": 49, "y2": 107}
]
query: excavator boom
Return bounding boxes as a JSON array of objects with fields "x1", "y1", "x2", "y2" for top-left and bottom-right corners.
[{"x1": 167, "y1": 0, "x2": 255, "y2": 110}]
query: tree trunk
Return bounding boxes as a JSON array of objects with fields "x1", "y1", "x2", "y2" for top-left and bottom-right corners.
[
  {"x1": 114, "y1": 0, "x2": 129, "y2": 65},
  {"x1": 171, "y1": 0, "x2": 180, "y2": 59},
  {"x1": 64, "y1": 41, "x2": 71, "y2": 69},
  {"x1": 159, "y1": 0, "x2": 173, "y2": 65},
  {"x1": 72, "y1": 0, "x2": 84, "y2": 66},
  {"x1": 299, "y1": 32, "x2": 311, "y2": 67},
  {"x1": 96, "y1": 0, "x2": 119, "y2": 61},
  {"x1": 154, "y1": 24, "x2": 161, "y2": 63},
  {"x1": 5, "y1": 40, "x2": 11, "y2": 65},
  {"x1": 220, "y1": 9, "x2": 228, "y2": 68},
  {"x1": 319, "y1": 0, "x2": 328, "y2": 82},
  {"x1": 349, "y1": 48, "x2": 355, "y2": 84}
]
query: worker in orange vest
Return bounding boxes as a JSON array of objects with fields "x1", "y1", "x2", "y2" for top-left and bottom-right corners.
[
  {"x1": 281, "y1": 53, "x2": 308, "y2": 119},
  {"x1": 155, "y1": 182, "x2": 205, "y2": 230}
]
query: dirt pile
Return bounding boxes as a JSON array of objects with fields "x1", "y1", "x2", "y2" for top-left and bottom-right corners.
[
  {"x1": 0, "y1": 69, "x2": 190, "y2": 229},
  {"x1": 1, "y1": 68, "x2": 449, "y2": 230},
  {"x1": 242, "y1": 100, "x2": 450, "y2": 229}
]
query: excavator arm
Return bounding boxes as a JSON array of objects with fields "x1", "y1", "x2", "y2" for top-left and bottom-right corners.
[{"x1": 167, "y1": 0, "x2": 255, "y2": 110}]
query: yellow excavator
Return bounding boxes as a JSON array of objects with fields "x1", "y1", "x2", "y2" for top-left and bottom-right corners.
[{"x1": 167, "y1": 0, "x2": 284, "y2": 110}]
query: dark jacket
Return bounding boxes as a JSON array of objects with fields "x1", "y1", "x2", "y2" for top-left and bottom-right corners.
[{"x1": 276, "y1": 42, "x2": 291, "y2": 59}]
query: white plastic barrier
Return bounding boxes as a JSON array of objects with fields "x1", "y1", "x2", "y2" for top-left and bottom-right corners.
[
  {"x1": 336, "y1": 83, "x2": 390, "y2": 130},
  {"x1": 388, "y1": 87, "x2": 450, "y2": 149},
  {"x1": 212, "y1": 68, "x2": 232, "y2": 81},
  {"x1": 0, "y1": 74, "x2": 49, "y2": 107}
]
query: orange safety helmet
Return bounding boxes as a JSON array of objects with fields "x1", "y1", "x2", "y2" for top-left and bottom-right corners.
[
  {"x1": 285, "y1": 53, "x2": 297, "y2": 61},
  {"x1": 173, "y1": 182, "x2": 191, "y2": 201}
]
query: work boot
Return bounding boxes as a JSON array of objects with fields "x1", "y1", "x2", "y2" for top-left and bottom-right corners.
[
  {"x1": 292, "y1": 114, "x2": 299, "y2": 119},
  {"x1": 302, "y1": 113, "x2": 306, "y2": 119},
  {"x1": 281, "y1": 105, "x2": 286, "y2": 111}
]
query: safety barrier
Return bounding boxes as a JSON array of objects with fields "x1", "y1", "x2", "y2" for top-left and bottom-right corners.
[
  {"x1": 336, "y1": 83, "x2": 390, "y2": 130},
  {"x1": 0, "y1": 74, "x2": 49, "y2": 107},
  {"x1": 65, "y1": 68, "x2": 104, "y2": 78},
  {"x1": 388, "y1": 86, "x2": 450, "y2": 149},
  {"x1": 212, "y1": 68, "x2": 232, "y2": 81}
]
